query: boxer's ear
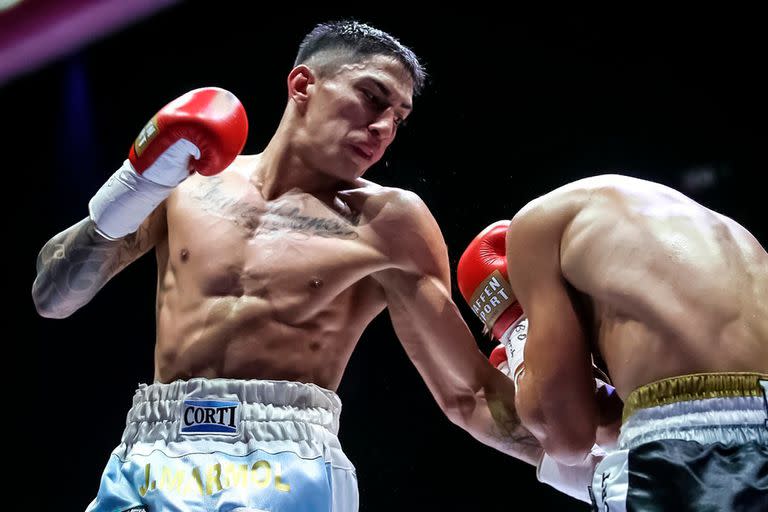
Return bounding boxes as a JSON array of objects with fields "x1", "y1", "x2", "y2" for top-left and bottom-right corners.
[{"x1": 288, "y1": 65, "x2": 316, "y2": 107}]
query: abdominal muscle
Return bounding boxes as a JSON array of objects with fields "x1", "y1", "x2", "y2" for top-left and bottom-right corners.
[
  {"x1": 153, "y1": 276, "x2": 385, "y2": 390},
  {"x1": 149, "y1": 168, "x2": 391, "y2": 390}
]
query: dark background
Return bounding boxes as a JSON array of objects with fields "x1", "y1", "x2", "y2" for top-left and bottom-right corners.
[{"x1": 10, "y1": 3, "x2": 766, "y2": 510}]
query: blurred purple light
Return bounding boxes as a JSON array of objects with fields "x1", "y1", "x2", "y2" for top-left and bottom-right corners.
[{"x1": 0, "y1": 0, "x2": 178, "y2": 86}]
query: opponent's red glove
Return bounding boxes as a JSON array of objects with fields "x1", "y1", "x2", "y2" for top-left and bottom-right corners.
[
  {"x1": 457, "y1": 220, "x2": 528, "y2": 386},
  {"x1": 457, "y1": 220, "x2": 615, "y2": 388},
  {"x1": 89, "y1": 87, "x2": 248, "y2": 239}
]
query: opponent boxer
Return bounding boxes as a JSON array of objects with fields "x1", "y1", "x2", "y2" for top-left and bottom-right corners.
[
  {"x1": 33, "y1": 21, "x2": 538, "y2": 511},
  {"x1": 459, "y1": 175, "x2": 768, "y2": 510},
  {"x1": 458, "y1": 220, "x2": 622, "y2": 504}
]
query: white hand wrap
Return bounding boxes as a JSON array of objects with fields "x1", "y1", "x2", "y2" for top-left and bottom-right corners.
[
  {"x1": 88, "y1": 139, "x2": 199, "y2": 240},
  {"x1": 537, "y1": 444, "x2": 606, "y2": 503},
  {"x1": 499, "y1": 316, "x2": 528, "y2": 389},
  {"x1": 140, "y1": 138, "x2": 200, "y2": 186},
  {"x1": 88, "y1": 160, "x2": 173, "y2": 240}
]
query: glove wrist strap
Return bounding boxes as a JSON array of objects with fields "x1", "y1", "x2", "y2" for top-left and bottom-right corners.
[{"x1": 88, "y1": 160, "x2": 174, "y2": 239}]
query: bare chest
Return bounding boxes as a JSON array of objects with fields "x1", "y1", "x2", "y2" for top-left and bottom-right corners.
[{"x1": 164, "y1": 177, "x2": 389, "y2": 314}]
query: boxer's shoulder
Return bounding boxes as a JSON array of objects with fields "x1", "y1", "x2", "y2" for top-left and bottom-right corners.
[{"x1": 337, "y1": 180, "x2": 430, "y2": 228}]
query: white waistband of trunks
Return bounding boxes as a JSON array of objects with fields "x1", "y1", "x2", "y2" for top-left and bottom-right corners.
[
  {"x1": 123, "y1": 378, "x2": 343, "y2": 444},
  {"x1": 619, "y1": 373, "x2": 768, "y2": 450}
]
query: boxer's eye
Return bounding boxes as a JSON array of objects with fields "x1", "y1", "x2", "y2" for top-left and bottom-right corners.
[
  {"x1": 362, "y1": 89, "x2": 407, "y2": 128},
  {"x1": 362, "y1": 89, "x2": 386, "y2": 109}
]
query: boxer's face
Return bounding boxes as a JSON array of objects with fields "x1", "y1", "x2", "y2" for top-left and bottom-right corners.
[{"x1": 303, "y1": 54, "x2": 413, "y2": 180}]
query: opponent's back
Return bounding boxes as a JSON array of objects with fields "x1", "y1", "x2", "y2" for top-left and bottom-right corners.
[{"x1": 554, "y1": 175, "x2": 768, "y2": 396}]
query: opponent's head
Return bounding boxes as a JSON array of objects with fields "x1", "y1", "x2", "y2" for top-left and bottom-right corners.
[{"x1": 287, "y1": 20, "x2": 426, "y2": 180}]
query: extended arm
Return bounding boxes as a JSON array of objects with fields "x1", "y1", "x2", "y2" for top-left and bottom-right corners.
[{"x1": 373, "y1": 192, "x2": 542, "y2": 465}]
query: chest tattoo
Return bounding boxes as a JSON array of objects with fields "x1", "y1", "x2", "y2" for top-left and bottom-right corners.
[{"x1": 191, "y1": 178, "x2": 360, "y2": 239}]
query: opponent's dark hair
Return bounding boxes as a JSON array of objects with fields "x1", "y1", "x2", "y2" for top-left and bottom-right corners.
[{"x1": 294, "y1": 20, "x2": 426, "y2": 96}]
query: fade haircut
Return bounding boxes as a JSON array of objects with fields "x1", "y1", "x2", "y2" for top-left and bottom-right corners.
[{"x1": 294, "y1": 20, "x2": 426, "y2": 96}]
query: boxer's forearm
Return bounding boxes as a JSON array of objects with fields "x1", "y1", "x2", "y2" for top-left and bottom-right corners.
[
  {"x1": 448, "y1": 371, "x2": 544, "y2": 466},
  {"x1": 32, "y1": 217, "x2": 147, "y2": 318},
  {"x1": 376, "y1": 249, "x2": 544, "y2": 465},
  {"x1": 455, "y1": 393, "x2": 544, "y2": 466}
]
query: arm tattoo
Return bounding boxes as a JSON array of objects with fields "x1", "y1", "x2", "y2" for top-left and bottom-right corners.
[
  {"x1": 487, "y1": 394, "x2": 545, "y2": 465},
  {"x1": 32, "y1": 217, "x2": 153, "y2": 317}
]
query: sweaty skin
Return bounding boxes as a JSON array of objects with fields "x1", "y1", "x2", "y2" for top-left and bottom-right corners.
[
  {"x1": 507, "y1": 174, "x2": 768, "y2": 463},
  {"x1": 33, "y1": 55, "x2": 542, "y2": 466},
  {"x1": 155, "y1": 159, "x2": 410, "y2": 388}
]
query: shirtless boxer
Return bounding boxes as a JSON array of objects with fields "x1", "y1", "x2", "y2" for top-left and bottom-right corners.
[
  {"x1": 458, "y1": 174, "x2": 768, "y2": 511},
  {"x1": 32, "y1": 20, "x2": 538, "y2": 512}
]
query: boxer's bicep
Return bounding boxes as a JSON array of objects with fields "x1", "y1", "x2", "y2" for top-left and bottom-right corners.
[
  {"x1": 378, "y1": 267, "x2": 545, "y2": 463},
  {"x1": 373, "y1": 195, "x2": 486, "y2": 412},
  {"x1": 376, "y1": 260, "x2": 484, "y2": 409},
  {"x1": 374, "y1": 198, "x2": 547, "y2": 461}
]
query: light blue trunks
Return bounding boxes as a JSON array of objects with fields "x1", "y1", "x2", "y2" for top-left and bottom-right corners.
[{"x1": 86, "y1": 378, "x2": 358, "y2": 511}]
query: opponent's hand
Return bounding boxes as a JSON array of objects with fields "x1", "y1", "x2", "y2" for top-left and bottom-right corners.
[{"x1": 89, "y1": 87, "x2": 248, "y2": 239}]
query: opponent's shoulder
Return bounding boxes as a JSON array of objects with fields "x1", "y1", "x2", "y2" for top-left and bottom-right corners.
[
  {"x1": 506, "y1": 175, "x2": 641, "y2": 279},
  {"x1": 513, "y1": 173, "x2": 654, "y2": 226},
  {"x1": 555, "y1": 173, "x2": 680, "y2": 206}
]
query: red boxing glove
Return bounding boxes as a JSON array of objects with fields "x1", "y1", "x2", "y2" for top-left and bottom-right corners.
[
  {"x1": 89, "y1": 87, "x2": 248, "y2": 239},
  {"x1": 457, "y1": 220, "x2": 528, "y2": 386},
  {"x1": 129, "y1": 87, "x2": 248, "y2": 178},
  {"x1": 457, "y1": 220, "x2": 522, "y2": 339}
]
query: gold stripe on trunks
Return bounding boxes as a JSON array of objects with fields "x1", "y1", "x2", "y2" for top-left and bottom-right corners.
[{"x1": 623, "y1": 372, "x2": 768, "y2": 423}]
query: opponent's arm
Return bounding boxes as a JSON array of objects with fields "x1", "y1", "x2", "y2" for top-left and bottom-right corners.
[
  {"x1": 32, "y1": 87, "x2": 248, "y2": 318},
  {"x1": 505, "y1": 203, "x2": 598, "y2": 466},
  {"x1": 372, "y1": 191, "x2": 542, "y2": 465},
  {"x1": 459, "y1": 220, "x2": 617, "y2": 503}
]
